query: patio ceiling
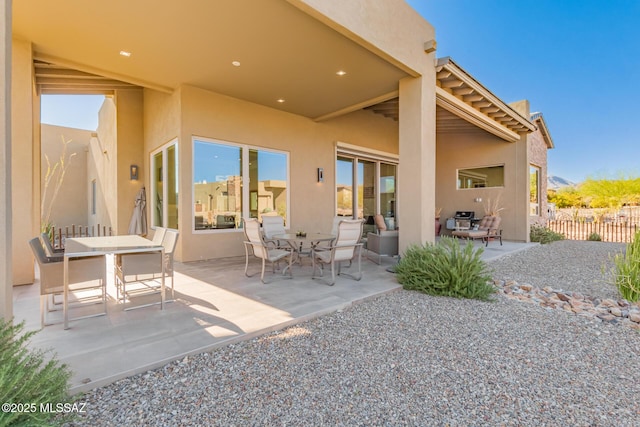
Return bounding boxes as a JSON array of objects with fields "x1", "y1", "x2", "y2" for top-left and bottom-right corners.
[{"x1": 13, "y1": 0, "x2": 411, "y2": 121}]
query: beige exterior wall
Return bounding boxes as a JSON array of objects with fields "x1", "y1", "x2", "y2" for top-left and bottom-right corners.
[
  {"x1": 436, "y1": 129, "x2": 530, "y2": 242},
  {"x1": 92, "y1": 96, "x2": 117, "y2": 232},
  {"x1": 40, "y1": 124, "x2": 91, "y2": 228},
  {"x1": 163, "y1": 85, "x2": 399, "y2": 262},
  {"x1": 1, "y1": 0, "x2": 12, "y2": 317},
  {"x1": 292, "y1": 0, "x2": 432, "y2": 75},
  {"x1": 398, "y1": 74, "x2": 437, "y2": 250},
  {"x1": 11, "y1": 37, "x2": 35, "y2": 285},
  {"x1": 90, "y1": 91, "x2": 145, "y2": 236},
  {"x1": 115, "y1": 89, "x2": 145, "y2": 235}
]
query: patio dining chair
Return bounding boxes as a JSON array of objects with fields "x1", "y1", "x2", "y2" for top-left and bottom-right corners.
[
  {"x1": 243, "y1": 218, "x2": 292, "y2": 284},
  {"x1": 151, "y1": 226, "x2": 167, "y2": 245},
  {"x1": 40, "y1": 232, "x2": 64, "y2": 260},
  {"x1": 29, "y1": 237, "x2": 106, "y2": 328},
  {"x1": 261, "y1": 215, "x2": 287, "y2": 249},
  {"x1": 114, "y1": 229, "x2": 179, "y2": 307},
  {"x1": 311, "y1": 219, "x2": 364, "y2": 286}
]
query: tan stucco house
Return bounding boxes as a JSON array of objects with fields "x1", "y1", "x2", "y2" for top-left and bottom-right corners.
[{"x1": 1, "y1": 1, "x2": 547, "y2": 320}]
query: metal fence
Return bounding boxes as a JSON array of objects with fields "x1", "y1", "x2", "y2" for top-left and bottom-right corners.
[
  {"x1": 46, "y1": 224, "x2": 113, "y2": 249},
  {"x1": 546, "y1": 219, "x2": 638, "y2": 243}
]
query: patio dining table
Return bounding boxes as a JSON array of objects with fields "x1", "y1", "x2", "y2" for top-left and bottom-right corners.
[
  {"x1": 63, "y1": 235, "x2": 165, "y2": 329},
  {"x1": 273, "y1": 233, "x2": 335, "y2": 273}
]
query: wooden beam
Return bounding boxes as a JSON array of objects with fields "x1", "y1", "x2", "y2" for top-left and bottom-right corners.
[
  {"x1": 472, "y1": 100, "x2": 492, "y2": 108},
  {"x1": 441, "y1": 79, "x2": 464, "y2": 89},
  {"x1": 453, "y1": 87, "x2": 474, "y2": 96},
  {"x1": 463, "y1": 94, "x2": 483, "y2": 102},
  {"x1": 481, "y1": 106, "x2": 500, "y2": 113}
]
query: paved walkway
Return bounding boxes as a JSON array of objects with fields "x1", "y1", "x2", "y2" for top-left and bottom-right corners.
[{"x1": 13, "y1": 240, "x2": 536, "y2": 394}]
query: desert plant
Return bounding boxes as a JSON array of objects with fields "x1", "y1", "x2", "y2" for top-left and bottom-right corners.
[
  {"x1": 0, "y1": 319, "x2": 73, "y2": 426},
  {"x1": 41, "y1": 135, "x2": 77, "y2": 233},
  {"x1": 612, "y1": 231, "x2": 640, "y2": 302},
  {"x1": 587, "y1": 232, "x2": 602, "y2": 241},
  {"x1": 395, "y1": 237, "x2": 495, "y2": 301},
  {"x1": 530, "y1": 225, "x2": 564, "y2": 244},
  {"x1": 483, "y1": 193, "x2": 504, "y2": 217}
]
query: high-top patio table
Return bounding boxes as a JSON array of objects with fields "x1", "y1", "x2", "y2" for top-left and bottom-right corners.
[
  {"x1": 63, "y1": 235, "x2": 165, "y2": 329},
  {"x1": 273, "y1": 233, "x2": 335, "y2": 274}
]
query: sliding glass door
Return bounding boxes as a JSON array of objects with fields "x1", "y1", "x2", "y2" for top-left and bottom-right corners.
[{"x1": 336, "y1": 153, "x2": 397, "y2": 230}]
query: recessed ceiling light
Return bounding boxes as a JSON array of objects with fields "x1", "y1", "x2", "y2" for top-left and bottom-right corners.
[
  {"x1": 336, "y1": 70, "x2": 347, "y2": 76},
  {"x1": 232, "y1": 61, "x2": 241, "y2": 67},
  {"x1": 119, "y1": 50, "x2": 132, "y2": 57},
  {"x1": 277, "y1": 99, "x2": 285, "y2": 103}
]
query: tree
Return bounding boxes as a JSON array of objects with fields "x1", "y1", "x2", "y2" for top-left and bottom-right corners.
[
  {"x1": 579, "y1": 176, "x2": 640, "y2": 209},
  {"x1": 547, "y1": 186, "x2": 583, "y2": 208}
]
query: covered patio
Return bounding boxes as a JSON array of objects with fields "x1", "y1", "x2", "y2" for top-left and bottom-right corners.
[{"x1": 12, "y1": 239, "x2": 534, "y2": 394}]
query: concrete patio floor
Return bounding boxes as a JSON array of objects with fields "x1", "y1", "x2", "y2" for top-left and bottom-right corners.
[{"x1": 12, "y1": 240, "x2": 536, "y2": 395}]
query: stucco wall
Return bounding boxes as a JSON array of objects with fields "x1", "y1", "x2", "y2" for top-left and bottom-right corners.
[
  {"x1": 11, "y1": 38, "x2": 35, "y2": 285},
  {"x1": 41, "y1": 124, "x2": 91, "y2": 229},
  {"x1": 144, "y1": 84, "x2": 399, "y2": 262},
  {"x1": 436, "y1": 129, "x2": 529, "y2": 242},
  {"x1": 292, "y1": 0, "x2": 434, "y2": 76},
  {"x1": 91, "y1": 91, "x2": 145, "y2": 236},
  {"x1": 115, "y1": 89, "x2": 145, "y2": 235},
  {"x1": 94, "y1": 97, "x2": 118, "y2": 232}
]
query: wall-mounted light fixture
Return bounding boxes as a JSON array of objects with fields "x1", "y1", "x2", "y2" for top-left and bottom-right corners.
[
  {"x1": 317, "y1": 167, "x2": 324, "y2": 183},
  {"x1": 474, "y1": 197, "x2": 482, "y2": 203},
  {"x1": 130, "y1": 164, "x2": 139, "y2": 181}
]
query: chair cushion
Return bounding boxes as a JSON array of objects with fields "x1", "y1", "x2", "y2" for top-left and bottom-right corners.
[
  {"x1": 374, "y1": 214, "x2": 387, "y2": 231},
  {"x1": 478, "y1": 215, "x2": 501, "y2": 230}
]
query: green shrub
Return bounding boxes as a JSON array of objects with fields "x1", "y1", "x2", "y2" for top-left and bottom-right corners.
[
  {"x1": 530, "y1": 225, "x2": 565, "y2": 244},
  {"x1": 395, "y1": 237, "x2": 495, "y2": 301},
  {"x1": 0, "y1": 319, "x2": 72, "y2": 426},
  {"x1": 587, "y1": 232, "x2": 602, "y2": 241},
  {"x1": 613, "y1": 231, "x2": 640, "y2": 302}
]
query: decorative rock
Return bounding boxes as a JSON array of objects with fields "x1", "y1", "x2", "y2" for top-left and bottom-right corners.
[
  {"x1": 495, "y1": 281, "x2": 640, "y2": 330},
  {"x1": 610, "y1": 307, "x2": 623, "y2": 317},
  {"x1": 629, "y1": 312, "x2": 640, "y2": 323}
]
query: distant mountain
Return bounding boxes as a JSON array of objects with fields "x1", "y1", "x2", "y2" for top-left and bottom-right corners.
[{"x1": 548, "y1": 175, "x2": 577, "y2": 190}]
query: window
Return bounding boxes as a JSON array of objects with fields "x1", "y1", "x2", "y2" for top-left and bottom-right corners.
[
  {"x1": 336, "y1": 145, "x2": 398, "y2": 231},
  {"x1": 151, "y1": 140, "x2": 179, "y2": 229},
  {"x1": 530, "y1": 165, "x2": 540, "y2": 215},
  {"x1": 193, "y1": 138, "x2": 289, "y2": 231},
  {"x1": 457, "y1": 165, "x2": 504, "y2": 189}
]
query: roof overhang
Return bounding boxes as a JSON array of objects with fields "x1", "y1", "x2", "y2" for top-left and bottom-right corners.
[
  {"x1": 13, "y1": 0, "x2": 413, "y2": 121},
  {"x1": 531, "y1": 112, "x2": 555, "y2": 149},
  {"x1": 435, "y1": 57, "x2": 535, "y2": 142}
]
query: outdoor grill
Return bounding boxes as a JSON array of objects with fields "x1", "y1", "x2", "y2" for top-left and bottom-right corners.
[{"x1": 446, "y1": 211, "x2": 475, "y2": 230}]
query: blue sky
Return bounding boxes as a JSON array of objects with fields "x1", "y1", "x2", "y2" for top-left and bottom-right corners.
[
  {"x1": 41, "y1": 1, "x2": 640, "y2": 184},
  {"x1": 407, "y1": 0, "x2": 640, "y2": 183}
]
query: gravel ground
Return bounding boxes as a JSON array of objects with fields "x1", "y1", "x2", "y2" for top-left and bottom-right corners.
[{"x1": 66, "y1": 240, "x2": 640, "y2": 427}]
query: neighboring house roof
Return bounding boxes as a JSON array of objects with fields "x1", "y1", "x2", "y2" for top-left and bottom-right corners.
[
  {"x1": 435, "y1": 57, "x2": 535, "y2": 142},
  {"x1": 530, "y1": 112, "x2": 555, "y2": 149}
]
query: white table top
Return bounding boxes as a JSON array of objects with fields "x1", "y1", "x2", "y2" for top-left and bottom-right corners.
[{"x1": 64, "y1": 235, "x2": 163, "y2": 257}]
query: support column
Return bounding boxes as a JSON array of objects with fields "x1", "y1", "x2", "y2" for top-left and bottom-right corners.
[
  {"x1": 0, "y1": 0, "x2": 12, "y2": 320},
  {"x1": 397, "y1": 73, "x2": 436, "y2": 253}
]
